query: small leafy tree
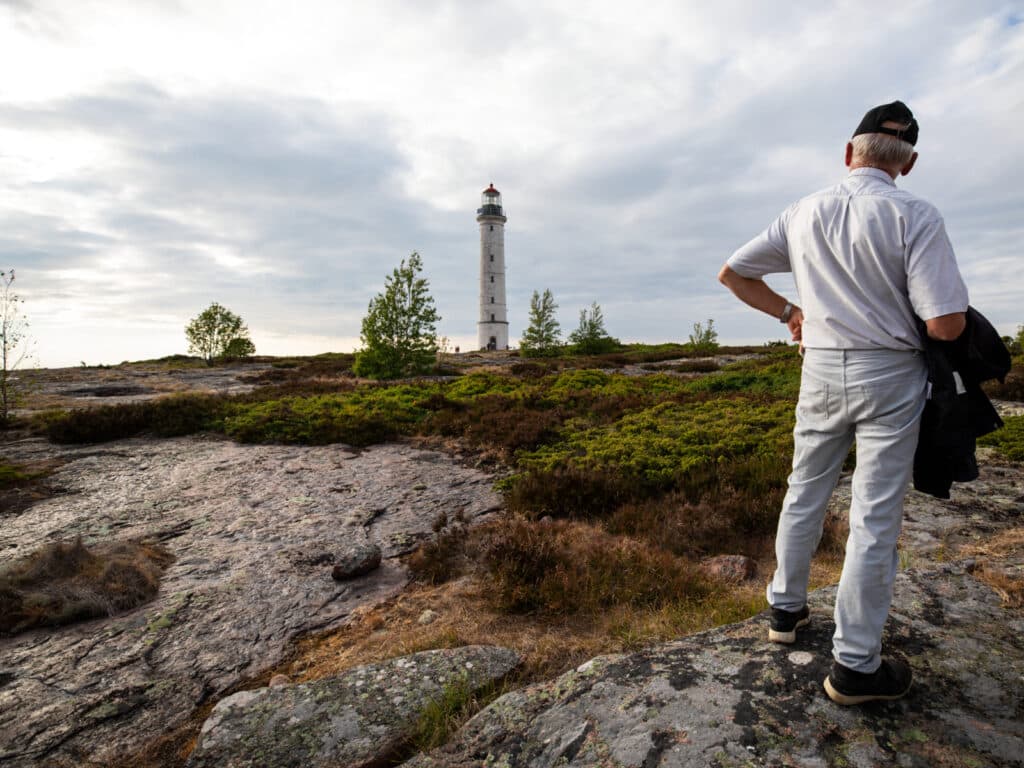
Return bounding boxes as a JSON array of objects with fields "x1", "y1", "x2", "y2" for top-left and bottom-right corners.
[
  {"x1": 354, "y1": 251, "x2": 441, "y2": 379},
  {"x1": 568, "y1": 302, "x2": 619, "y2": 355},
  {"x1": 223, "y1": 336, "x2": 256, "y2": 359},
  {"x1": 1, "y1": 269, "x2": 32, "y2": 424},
  {"x1": 687, "y1": 318, "x2": 719, "y2": 354},
  {"x1": 185, "y1": 302, "x2": 254, "y2": 364},
  {"x1": 520, "y1": 289, "x2": 562, "y2": 357}
]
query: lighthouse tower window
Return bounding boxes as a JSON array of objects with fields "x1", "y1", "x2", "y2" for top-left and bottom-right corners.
[
  {"x1": 491, "y1": 314, "x2": 495, "y2": 322},
  {"x1": 489, "y1": 225, "x2": 493, "y2": 231},
  {"x1": 489, "y1": 254, "x2": 494, "y2": 262},
  {"x1": 490, "y1": 275, "x2": 494, "y2": 283},
  {"x1": 490, "y1": 296, "x2": 495, "y2": 303}
]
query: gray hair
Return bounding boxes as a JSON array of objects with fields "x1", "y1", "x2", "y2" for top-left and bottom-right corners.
[{"x1": 851, "y1": 132, "x2": 915, "y2": 169}]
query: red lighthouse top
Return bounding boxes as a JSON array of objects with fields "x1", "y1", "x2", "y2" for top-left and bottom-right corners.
[{"x1": 477, "y1": 183, "x2": 505, "y2": 219}]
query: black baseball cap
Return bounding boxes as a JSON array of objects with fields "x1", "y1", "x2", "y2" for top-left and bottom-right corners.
[{"x1": 852, "y1": 100, "x2": 918, "y2": 146}]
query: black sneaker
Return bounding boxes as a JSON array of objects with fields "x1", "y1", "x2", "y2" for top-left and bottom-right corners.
[
  {"x1": 768, "y1": 605, "x2": 810, "y2": 644},
  {"x1": 824, "y1": 658, "x2": 913, "y2": 705}
]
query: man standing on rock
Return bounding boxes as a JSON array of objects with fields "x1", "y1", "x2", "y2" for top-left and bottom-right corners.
[{"x1": 718, "y1": 101, "x2": 968, "y2": 705}]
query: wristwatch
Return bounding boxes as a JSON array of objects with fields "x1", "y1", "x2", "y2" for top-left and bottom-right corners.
[{"x1": 780, "y1": 303, "x2": 794, "y2": 323}]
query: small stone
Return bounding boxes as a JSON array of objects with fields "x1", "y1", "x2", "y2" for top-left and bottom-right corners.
[
  {"x1": 268, "y1": 674, "x2": 290, "y2": 687},
  {"x1": 418, "y1": 609, "x2": 438, "y2": 625},
  {"x1": 788, "y1": 651, "x2": 815, "y2": 666},
  {"x1": 700, "y1": 555, "x2": 757, "y2": 583},
  {"x1": 331, "y1": 540, "x2": 382, "y2": 580}
]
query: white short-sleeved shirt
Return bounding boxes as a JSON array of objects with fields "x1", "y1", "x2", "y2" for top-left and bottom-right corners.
[{"x1": 727, "y1": 167, "x2": 969, "y2": 351}]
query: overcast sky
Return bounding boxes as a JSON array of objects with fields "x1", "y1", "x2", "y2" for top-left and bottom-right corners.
[{"x1": 2, "y1": 0, "x2": 1022, "y2": 367}]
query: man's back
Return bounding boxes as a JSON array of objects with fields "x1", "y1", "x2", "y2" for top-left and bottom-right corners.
[{"x1": 728, "y1": 167, "x2": 967, "y2": 350}]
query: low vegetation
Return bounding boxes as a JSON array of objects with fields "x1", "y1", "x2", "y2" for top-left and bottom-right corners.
[
  {"x1": 0, "y1": 538, "x2": 174, "y2": 636},
  {"x1": 0, "y1": 459, "x2": 43, "y2": 489},
  {"x1": 978, "y1": 414, "x2": 1024, "y2": 461},
  {"x1": 410, "y1": 674, "x2": 504, "y2": 754}
]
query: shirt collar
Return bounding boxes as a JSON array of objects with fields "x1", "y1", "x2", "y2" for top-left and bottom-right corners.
[{"x1": 848, "y1": 166, "x2": 897, "y2": 186}]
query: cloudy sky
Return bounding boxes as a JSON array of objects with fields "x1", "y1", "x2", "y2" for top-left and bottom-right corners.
[{"x1": 2, "y1": 0, "x2": 1022, "y2": 367}]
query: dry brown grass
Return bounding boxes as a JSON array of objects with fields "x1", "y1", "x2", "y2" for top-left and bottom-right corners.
[
  {"x1": 281, "y1": 517, "x2": 848, "y2": 689},
  {"x1": 0, "y1": 537, "x2": 174, "y2": 635},
  {"x1": 954, "y1": 527, "x2": 1024, "y2": 609},
  {"x1": 975, "y1": 566, "x2": 1024, "y2": 608},
  {"x1": 958, "y1": 526, "x2": 1024, "y2": 560}
]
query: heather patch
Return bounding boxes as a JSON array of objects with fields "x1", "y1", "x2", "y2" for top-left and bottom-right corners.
[{"x1": 0, "y1": 538, "x2": 174, "y2": 636}]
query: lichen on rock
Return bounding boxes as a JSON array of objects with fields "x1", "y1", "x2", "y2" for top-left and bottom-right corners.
[
  {"x1": 404, "y1": 561, "x2": 1024, "y2": 767},
  {"x1": 186, "y1": 645, "x2": 521, "y2": 768}
]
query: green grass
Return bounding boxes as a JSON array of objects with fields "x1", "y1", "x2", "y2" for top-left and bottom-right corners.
[
  {"x1": 411, "y1": 674, "x2": 503, "y2": 754},
  {"x1": 0, "y1": 461, "x2": 46, "y2": 489},
  {"x1": 518, "y1": 397, "x2": 793, "y2": 484}
]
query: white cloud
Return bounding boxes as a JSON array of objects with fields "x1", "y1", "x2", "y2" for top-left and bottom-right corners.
[{"x1": 1, "y1": 0, "x2": 1022, "y2": 366}]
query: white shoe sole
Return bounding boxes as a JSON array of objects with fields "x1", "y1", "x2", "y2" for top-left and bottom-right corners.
[
  {"x1": 768, "y1": 616, "x2": 810, "y2": 644},
  {"x1": 823, "y1": 675, "x2": 911, "y2": 705}
]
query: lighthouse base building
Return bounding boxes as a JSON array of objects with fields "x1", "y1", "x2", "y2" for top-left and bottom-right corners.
[{"x1": 477, "y1": 184, "x2": 509, "y2": 350}]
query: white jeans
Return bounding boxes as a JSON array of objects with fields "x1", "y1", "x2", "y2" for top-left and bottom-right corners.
[{"x1": 767, "y1": 348, "x2": 927, "y2": 673}]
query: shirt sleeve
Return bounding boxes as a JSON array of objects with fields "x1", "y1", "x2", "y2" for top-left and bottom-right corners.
[
  {"x1": 726, "y1": 209, "x2": 792, "y2": 278},
  {"x1": 905, "y1": 208, "x2": 969, "y2": 321}
]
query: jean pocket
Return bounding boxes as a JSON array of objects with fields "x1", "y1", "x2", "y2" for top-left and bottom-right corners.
[
  {"x1": 797, "y1": 380, "x2": 830, "y2": 422},
  {"x1": 858, "y1": 378, "x2": 926, "y2": 430}
]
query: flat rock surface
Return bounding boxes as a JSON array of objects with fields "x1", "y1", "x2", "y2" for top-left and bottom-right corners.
[
  {"x1": 0, "y1": 435, "x2": 502, "y2": 767},
  {"x1": 15, "y1": 362, "x2": 268, "y2": 413},
  {"x1": 187, "y1": 645, "x2": 521, "y2": 768}
]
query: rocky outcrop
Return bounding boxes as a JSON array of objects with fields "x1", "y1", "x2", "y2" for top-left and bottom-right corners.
[
  {"x1": 404, "y1": 561, "x2": 1024, "y2": 767},
  {"x1": 187, "y1": 645, "x2": 521, "y2": 768},
  {"x1": 0, "y1": 436, "x2": 502, "y2": 768}
]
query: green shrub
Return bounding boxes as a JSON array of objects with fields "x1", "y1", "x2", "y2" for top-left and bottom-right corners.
[
  {"x1": 223, "y1": 397, "x2": 400, "y2": 446},
  {"x1": 615, "y1": 343, "x2": 694, "y2": 363},
  {"x1": 687, "y1": 319, "x2": 719, "y2": 354},
  {"x1": 518, "y1": 398, "x2": 794, "y2": 488},
  {"x1": 46, "y1": 393, "x2": 224, "y2": 444},
  {"x1": 978, "y1": 415, "x2": 1024, "y2": 461},
  {"x1": 445, "y1": 372, "x2": 524, "y2": 400},
  {"x1": 683, "y1": 359, "x2": 801, "y2": 399}
]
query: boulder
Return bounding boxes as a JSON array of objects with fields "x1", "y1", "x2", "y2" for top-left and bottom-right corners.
[
  {"x1": 700, "y1": 554, "x2": 757, "y2": 583},
  {"x1": 332, "y1": 538, "x2": 382, "y2": 580},
  {"x1": 186, "y1": 645, "x2": 521, "y2": 768}
]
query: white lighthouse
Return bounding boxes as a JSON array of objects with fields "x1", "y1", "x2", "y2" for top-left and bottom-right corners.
[{"x1": 477, "y1": 183, "x2": 509, "y2": 350}]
